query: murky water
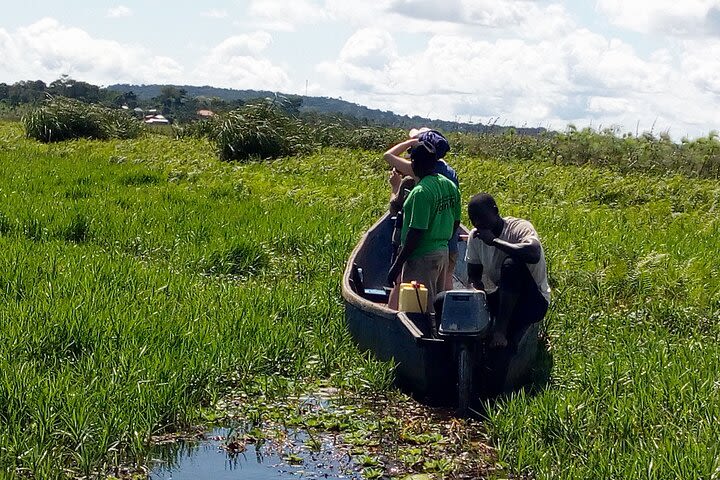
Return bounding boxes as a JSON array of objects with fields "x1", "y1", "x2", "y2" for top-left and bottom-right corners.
[{"x1": 148, "y1": 427, "x2": 363, "y2": 480}]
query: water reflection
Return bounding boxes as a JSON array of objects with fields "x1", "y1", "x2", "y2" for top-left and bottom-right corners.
[{"x1": 149, "y1": 427, "x2": 361, "y2": 480}]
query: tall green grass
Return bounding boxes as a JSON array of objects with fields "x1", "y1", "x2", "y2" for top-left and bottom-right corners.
[
  {"x1": 453, "y1": 155, "x2": 720, "y2": 478},
  {"x1": 22, "y1": 97, "x2": 143, "y2": 142},
  {"x1": 449, "y1": 126, "x2": 720, "y2": 179},
  {"x1": 0, "y1": 121, "x2": 390, "y2": 477},
  {"x1": 2, "y1": 119, "x2": 720, "y2": 478},
  {"x1": 179, "y1": 100, "x2": 406, "y2": 161}
]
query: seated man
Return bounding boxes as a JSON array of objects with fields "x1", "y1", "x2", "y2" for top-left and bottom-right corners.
[
  {"x1": 464, "y1": 193, "x2": 550, "y2": 347},
  {"x1": 386, "y1": 141, "x2": 461, "y2": 314}
]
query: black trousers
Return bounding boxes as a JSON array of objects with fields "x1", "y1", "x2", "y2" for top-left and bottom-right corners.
[{"x1": 487, "y1": 257, "x2": 548, "y2": 341}]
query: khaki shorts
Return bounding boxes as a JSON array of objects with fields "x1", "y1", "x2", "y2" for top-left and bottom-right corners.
[{"x1": 401, "y1": 249, "x2": 449, "y2": 314}]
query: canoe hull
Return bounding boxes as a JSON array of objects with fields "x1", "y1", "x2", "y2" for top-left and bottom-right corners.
[{"x1": 344, "y1": 300, "x2": 455, "y2": 399}]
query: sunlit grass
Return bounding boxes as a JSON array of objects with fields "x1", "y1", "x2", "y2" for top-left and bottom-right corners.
[
  {"x1": 0, "y1": 122, "x2": 390, "y2": 477},
  {"x1": 1, "y1": 119, "x2": 720, "y2": 477}
]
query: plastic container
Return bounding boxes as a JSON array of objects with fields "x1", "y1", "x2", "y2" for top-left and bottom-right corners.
[{"x1": 398, "y1": 281, "x2": 428, "y2": 313}]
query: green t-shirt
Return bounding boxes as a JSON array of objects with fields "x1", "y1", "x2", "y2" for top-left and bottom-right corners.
[{"x1": 401, "y1": 174, "x2": 461, "y2": 259}]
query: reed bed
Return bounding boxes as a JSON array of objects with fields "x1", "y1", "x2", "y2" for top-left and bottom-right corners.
[{"x1": 22, "y1": 97, "x2": 143, "y2": 143}]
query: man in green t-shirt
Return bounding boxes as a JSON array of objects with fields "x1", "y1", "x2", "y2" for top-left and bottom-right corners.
[{"x1": 387, "y1": 140, "x2": 461, "y2": 314}]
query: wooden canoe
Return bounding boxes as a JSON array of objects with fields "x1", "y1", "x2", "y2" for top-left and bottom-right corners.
[{"x1": 341, "y1": 212, "x2": 542, "y2": 403}]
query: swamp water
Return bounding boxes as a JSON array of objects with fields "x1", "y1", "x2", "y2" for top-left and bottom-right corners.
[
  {"x1": 141, "y1": 390, "x2": 491, "y2": 479},
  {"x1": 149, "y1": 427, "x2": 362, "y2": 479},
  {"x1": 147, "y1": 392, "x2": 369, "y2": 479}
]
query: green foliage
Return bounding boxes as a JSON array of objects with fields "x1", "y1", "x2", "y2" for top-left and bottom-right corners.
[
  {"x1": 450, "y1": 126, "x2": 720, "y2": 179},
  {"x1": 0, "y1": 122, "x2": 389, "y2": 477},
  {"x1": 201, "y1": 241, "x2": 270, "y2": 277},
  {"x1": 22, "y1": 97, "x2": 144, "y2": 142},
  {"x1": 451, "y1": 155, "x2": 720, "y2": 479},
  {"x1": 311, "y1": 118, "x2": 406, "y2": 151},
  {"x1": 175, "y1": 118, "x2": 216, "y2": 139},
  {"x1": 210, "y1": 100, "x2": 315, "y2": 161}
]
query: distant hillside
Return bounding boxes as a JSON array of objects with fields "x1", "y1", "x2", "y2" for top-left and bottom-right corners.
[{"x1": 107, "y1": 83, "x2": 545, "y2": 135}]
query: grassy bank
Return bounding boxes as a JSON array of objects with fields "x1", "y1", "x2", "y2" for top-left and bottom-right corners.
[
  {"x1": 1, "y1": 120, "x2": 720, "y2": 478},
  {"x1": 0, "y1": 122, "x2": 392, "y2": 477}
]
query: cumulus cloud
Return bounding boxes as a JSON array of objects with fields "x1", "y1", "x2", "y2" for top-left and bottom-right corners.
[
  {"x1": 317, "y1": 28, "x2": 398, "y2": 93},
  {"x1": 191, "y1": 32, "x2": 290, "y2": 91},
  {"x1": 107, "y1": 5, "x2": 133, "y2": 18},
  {"x1": 390, "y1": 0, "x2": 546, "y2": 29},
  {"x1": 681, "y1": 37, "x2": 720, "y2": 94},
  {"x1": 210, "y1": 32, "x2": 274, "y2": 57},
  {"x1": 314, "y1": 23, "x2": 720, "y2": 137},
  {"x1": 0, "y1": 18, "x2": 182, "y2": 85},
  {"x1": 339, "y1": 28, "x2": 398, "y2": 68},
  {"x1": 596, "y1": 0, "x2": 720, "y2": 36},
  {"x1": 0, "y1": 19, "x2": 291, "y2": 94},
  {"x1": 247, "y1": 0, "x2": 330, "y2": 31}
]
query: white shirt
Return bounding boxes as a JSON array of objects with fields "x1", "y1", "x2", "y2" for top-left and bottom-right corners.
[{"x1": 465, "y1": 217, "x2": 551, "y2": 303}]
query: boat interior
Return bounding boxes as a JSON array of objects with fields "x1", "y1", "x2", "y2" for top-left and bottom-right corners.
[{"x1": 347, "y1": 214, "x2": 469, "y2": 335}]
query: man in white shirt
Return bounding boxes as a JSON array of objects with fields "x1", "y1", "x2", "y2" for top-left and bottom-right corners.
[{"x1": 464, "y1": 193, "x2": 550, "y2": 348}]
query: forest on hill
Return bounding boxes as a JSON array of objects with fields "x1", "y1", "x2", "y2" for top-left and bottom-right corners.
[
  {"x1": 0, "y1": 77, "x2": 543, "y2": 135},
  {"x1": 108, "y1": 83, "x2": 545, "y2": 134}
]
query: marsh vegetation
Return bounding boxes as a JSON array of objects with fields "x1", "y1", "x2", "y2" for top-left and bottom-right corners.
[{"x1": 1, "y1": 115, "x2": 719, "y2": 478}]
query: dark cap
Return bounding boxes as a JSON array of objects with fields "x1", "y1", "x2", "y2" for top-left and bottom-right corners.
[{"x1": 410, "y1": 141, "x2": 437, "y2": 172}]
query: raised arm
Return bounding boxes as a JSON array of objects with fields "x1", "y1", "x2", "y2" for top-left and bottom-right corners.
[{"x1": 383, "y1": 138, "x2": 419, "y2": 177}]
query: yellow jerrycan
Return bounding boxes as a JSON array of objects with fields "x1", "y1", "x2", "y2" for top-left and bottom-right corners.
[{"x1": 398, "y1": 281, "x2": 428, "y2": 313}]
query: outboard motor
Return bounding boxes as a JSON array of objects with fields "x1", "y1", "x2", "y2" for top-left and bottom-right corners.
[
  {"x1": 437, "y1": 289, "x2": 492, "y2": 416},
  {"x1": 438, "y1": 290, "x2": 491, "y2": 337}
]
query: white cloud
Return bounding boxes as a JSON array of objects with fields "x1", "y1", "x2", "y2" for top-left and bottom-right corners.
[
  {"x1": 0, "y1": 19, "x2": 291, "y2": 93},
  {"x1": 681, "y1": 38, "x2": 720, "y2": 94},
  {"x1": 339, "y1": 28, "x2": 397, "y2": 69},
  {"x1": 314, "y1": 23, "x2": 720, "y2": 138},
  {"x1": 390, "y1": 0, "x2": 552, "y2": 29},
  {"x1": 596, "y1": 0, "x2": 720, "y2": 36},
  {"x1": 248, "y1": 0, "x2": 330, "y2": 31},
  {"x1": 587, "y1": 96, "x2": 633, "y2": 114},
  {"x1": 191, "y1": 32, "x2": 290, "y2": 91},
  {"x1": 201, "y1": 9, "x2": 228, "y2": 19},
  {"x1": 0, "y1": 18, "x2": 182, "y2": 85},
  {"x1": 107, "y1": 5, "x2": 133, "y2": 18}
]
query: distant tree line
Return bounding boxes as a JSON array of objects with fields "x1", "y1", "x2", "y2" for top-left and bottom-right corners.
[
  {"x1": 0, "y1": 77, "x2": 247, "y2": 124},
  {"x1": 109, "y1": 83, "x2": 542, "y2": 135},
  {"x1": 1, "y1": 77, "x2": 547, "y2": 135}
]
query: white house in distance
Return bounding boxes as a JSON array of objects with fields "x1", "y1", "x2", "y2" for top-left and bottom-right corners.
[{"x1": 143, "y1": 110, "x2": 170, "y2": 125}]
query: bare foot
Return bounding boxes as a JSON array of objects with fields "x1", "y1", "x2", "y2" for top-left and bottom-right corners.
[{"x1": 490, "y1": 331, "x2": 508, "y2": 348}]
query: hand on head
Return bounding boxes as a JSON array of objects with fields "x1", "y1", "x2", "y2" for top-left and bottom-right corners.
[{"x1": 474, "y1": 228, "x2": 496, "y2": 246}]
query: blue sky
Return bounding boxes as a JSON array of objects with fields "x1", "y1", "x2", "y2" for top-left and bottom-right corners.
[{"x1": 2, "y1": 0, "x2": 720, "y2": 139}]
